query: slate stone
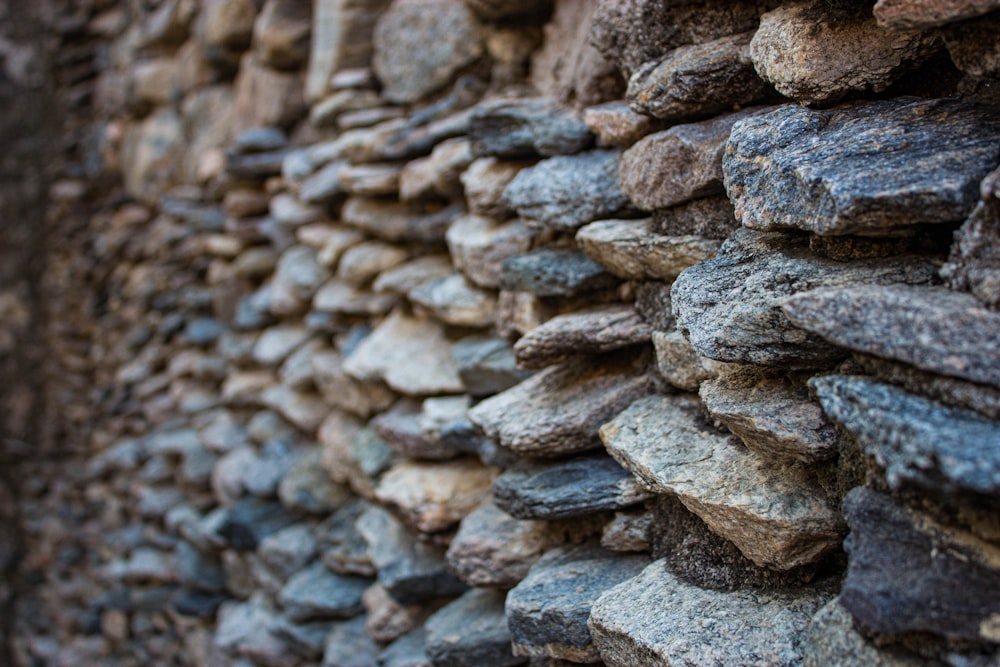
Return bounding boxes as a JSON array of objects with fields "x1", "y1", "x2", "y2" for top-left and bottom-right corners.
[
  {"x1": 408, "y1": 274, "x2": 497, "y2": 328},
  {"x1": 278, "y1": 563, "x2": 369, "y2": 622},
  {"x1": 700, "y1": 367, "x2": 839, "y2": 463},
  {"x1": 493, "y1": 454, "x2": 652, "y2": 521},
  {"x1": 356, "y1": 505, "x2": 467, "y2": 604},
  {"x1": 503, "y1": 149, "x2": 631, "y2": 231},
  {"x1": 273, "y1": 616, "x2": 335, "y2": 660},
  {"x1": 258, "y1": 524, "x2": 319, "y2": 581},
  {"x1": 320, "y1": 416, "x2": 398, "y2": 500},
  {"x1": 577, "y1": 219, "x2": 721, "y2": 281},
  {"x1": 372, "y1": 401, "x2": 459, "y2": 461},
  {"x1": 513, "y1": 305, "x2": 651, "y2": 369},
  {"x1": 451, "y1": 336, "x2": 531, "y2": 397},
  {"x1": 812, "y1": 375, "x2": 1000, "y2": 505},
  {"x1": 501, "y1": 249, "x2": 618, "y2": 298},
  {"x1": 506, "y1": 544, "x2": 651, "y2": 662},
  {"x1": 468, "y1": 351, "x2": 659, "y2": 457},
  {"x1": 374, "y1": 459, "x2": 497, "y2": 533},
  {"x1": 446, "y1": 216, "x2": 538, "y2": 290},
  {"x1": 600, "y1": 508, "x2": 653, "y2": 554},
  {"x1": 783, "y1": 285, "x2": 1000, "y2": 388},
  {"x1": 322, "y1": 616, "x2": 380, "y2": 667},
  {"x1": 601, "y1": 395, "x2": 844, "y2": 570},
  {"x1": 213, "y1": 498, "x2": 305, "y2": 551},
  {"x1": 874, "y1": 0, "x2": 1000, "y2": 29},
  {"x1": 299, "y1": 161, "x2": 346, "y2": 203},
  {"x1": 317, "y1": 500, "x2": 377, "y2": 578},
  {"x1": 941, "y1": 165, "x2": 1000, "y2": 309},
  {"x1": 589, "y1": 559, "x2": 836, "y2": 667},
  {"x1": 651, "y1": 329, "x2": 719, "y2": 393},
  {"x1": 174, "y1": 540, "x2": 225, "y2": 592},
  {"x1": 233, "y1": 126, "x2": 287, "y2": 153},
  {"x1": 380, "y1": 629, "x2": 432, "y2": 667},
  {"x1": 652, "y1": 195, "x2": 738, "y2": 239},
  {"x1": 841, "y1": 487, "x2": 1000, "y2": 643},
  {"x1": 671, "y1": 229, "x2": 939, "y2": 366},
  {"x1": 469, "y1": 98, "x2": 593, "y2": 158},
  {"x1": 583, "y1": 101, "x2": 667, "y2": 148},
  {"x1": 627, "y1": 32, "x2": 767, "y2": 123},
  {"x1": 226, "y1": 148, "x2": 294, "y2": 179},
  {"x1": 341, "y1": 197, "x2": 464, "y2": 244},
  {"x1": 459, "y1": 157, "x2": 526, "y2": 219},
  {"x1": 724, "y1": 99, "x2": 1000, "y2": 235},
  {"x1": 313, "y1": 280, "x2": 400, "y2": 316},
  {"x1": 425, "y1": 588, "x2": 525, "y2": 667}
]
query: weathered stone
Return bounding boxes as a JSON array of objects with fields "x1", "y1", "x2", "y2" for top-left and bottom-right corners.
[
  {"x1": 227, "y1": 147, "x2": 292, "y2": 179},
  {"x1": 944, "y1": 14, "x2": 1000, "y2": 80},
  {"x1": 204, "y1": 0, "x2": 258, "y2": 50},
  {"x1": 321, "y1": 417, "x2": 397, "y2": 499},
  {"x1": 725, "y1": 99, "x2": 1000, "y2": 235},
  {"x1": 494, "y1": 454, "x2": 652, "y2": 520},
  {"x1": 578, "y1": 219, "x2": 721, "y2": 281},
  {"x1": 299, "y1": 161, "x2": 346, "y2": 203},
  {"x1": 313, "y1": 280, "x2": 400, "y2": 316},
  {"x1": 306, "y1": 0, "x2": 390, "y2": 101},
  {"x1": 279, "y1": 449, "x2": 353, "y2": 514},
  {"x1": 318, "y1": 500, "x2": 377, "y2": 577},
  {"x1": 752, "y1": 4, "x2": 939, "y2": 105},
  {"x1": 273, "y1": 616, "x2": 335, "y2": 661},
  {"x1": 627, "y1": 32, "x2": 766, "y2": 123},
  {"x1": 121, "y1": 109, "x2": 184, "y2": 203},
  {"x1": 602, "y1": 395, "x2": 844, "y2": 570},
  {"x1": 447, "y1": 215, "x2": 538, "y2": 289},
  {"x1": 380, "y1": 629, "x2": 432, "y2": 667},
  {"x1": 672, "y1": 229, "x2": 939, "y2": 366},
  {"x1": 254, "y1": 0, "x2": 312, "y2": 70},
  {"x1": 469, "y1": 98, "x2": 593, "y2": 159},
  {"x1": 253, "y1": 325, "x2": 311, "y2": 366},
  {"x1": 784, "y1": 284, "x2": 1000, "y2": 388},
  {"x1": 650, "y1": 329, "x2": 719, "y2": 392},
  {"x1": 874, "y1": 0, "x2": 1000, "y2": 30},
  {"x1": 232, "y1": 53, "x2": 306, "y2": 132},
  {"x1": 507, "y1": 545, "x2": 651, "y2": 662},
  {"x1": 270, "y1": 246, "x2": 330, "y2": 315},
  {"x1": 341, "y1": 197, "x2": 462, "y2": 243},
  {"x1": 373, "y1": 255, "x2": 454, "y2": 295},
  {"x1": 701, "y1": 367, "x2": 839, "y2": 463},
  {"x1": 409, "y1": 274, "x2": 497, "y2": 328},
  {"x1": 322, "y1": 616, "x2": 380, "y2": 667},
  {"x1": 513, "y1": 305, "x2": 651, "y2": 369},
  {"x1": 451, "y1": 336, "x2": 531, "y2": 397},
  {"x1": 215, "y1": 599, "x2": 289, "y2": 664},
  {"x1": 469, "y1": 351, "x2": 658, "y2": 457},
  {"x1": 841, "y1": 487, "x2": 1000, "y2": 642},
  {"x1": 233, "y1": 126, "x2": 288, "y2": 153},
  {"x1": 400, "y1": 138, "x2": 472, "y2": 201},
  {"x1": 343, "y1": 310, "x2": 464, "y2": 395},
  {"x1": 260, "y1": 385, "x2": 329, "y2": 432},
  {"x1": 583, "y1": 101, "x2": 667, "y2": 148},
  {"x1": 336, "y1": 241, "x2": 408, "y2": 286},
  {"x1": 589, "y1": 559, "x2": 835, "y2": 667},
  {"x1": 601, "y1": 508, "x2": 652, "y2": 553},
  {"x1": 503, "y1": 150, "x2": 631, "y2": 231},
  {"x1": 339, "y1": 163, "x2": 402, "y2": 196},
  {"x1": 373, "y1": 0, "x2": 484, "y2": 103},
  {"x1": 652, "y1": 196, "x2": 738, "y2": 239},
  {"x1": 363, "y1": 584, "x2": 427, "y2": 643},
  {"x1": 371, "y1": 400, "x2": 458, "y2": 461},
  {"x1": 374, "y1": 459, "x2": 497, "y2": 533},
  {"x1": 279, "y1": 563, "x2": 369, "y2": 622},
  {"x1": 418, "y1": 591, "x2": 524, "y2": 667},
  {"x1": 313, "y1": 350, "x2": 396, "y2": 419},
  {"x1": 212, "y1": 498, "x2": 305, "y2": 551},
  {"x1": 356, "y1": 505, "x2": 467, "y2": 604},
  {"x1": 942, "y1": 166, "x2": 1000, "y2": 308},
  {"x1": 501, "y1": 249, "x2": 618, "y2": 298},
  {"x1": 460, "y1": 157, "x2": 526, "y2": 218}
]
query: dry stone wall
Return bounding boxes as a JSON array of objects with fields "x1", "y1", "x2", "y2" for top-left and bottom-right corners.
[{"x1": 8, "y1": 0, "x2": 1000, "y2": 665}]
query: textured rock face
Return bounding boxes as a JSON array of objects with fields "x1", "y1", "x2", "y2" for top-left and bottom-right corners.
[
  {"x1": 578, "y1": 219, "x2": 722, "y2": 281},
  {"x1": 501, "y1": 248, "x2": 618, "y2": 298},
  {"x1": 513, "y1": 305, "x2": 651, "y2": 369},
  {"x1": 874, "y1": 0, "x2": 1000, "y2": 29},
  {"x1": 469, "y1": 98, "x2": 593, "y2": 159},
  {"x1": 942, "y1": 166, "x2": 1000, "y2": 308},
  {"x1": 425, "y1": 589, "x2": 524, "y2": 667}
]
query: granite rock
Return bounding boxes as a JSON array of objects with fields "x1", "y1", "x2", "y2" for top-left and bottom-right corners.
[
  {"x1": 501, "y1": 249, "x2": 618, "y2": 298},
  {"x1": 321, "y1": 616, "x2": 380, "y2": 667},
  {"x1": 312, "y1": 350, "x2": 396, "y2": 419},
  {"x1": 341, "y1": 197, "x2": 462, "y2": 243},
  {"x1": 941, "y1": 166, "x2": 1000, "y2": 309},
  {"x1": 583, "y1": 101, "x2": 667, "y2": 148},
  {"x1": 651, "y1": 329, "x2": 719, "y2": 392},
  {"x1": 446, "y1": 215, "x2": 539, "y2": 289},
  {"x1": 459, "y1": 157, "x2": 526, "y2": 218},
  {"x1": 652, "y1": 196, "x2": 738, "y2": 239},
  {"x1": 874, "y1": 0, "x2": 1000, "y2": 30},
  {"x1": 425, "y1": 588, "x2": 525, "y2": 667},
  {"x1": 336, "y1": 240, "x2": 408, "y2": 286},
  {"x1": 601, "y1": 508, "x2": 652, "y2": 553},
  {"x1": 317, "y1": 500, "x2": 377, "y2": 577},
  {"x1": 409, "y1": 274, "x2": 497, "y2": 328},
  {"x1": 278, "y1": 562, "x2": 369, "y2": 622},
  {"x1": 513, "y1": 304, "x2": 651, "y2": 369},
  {"x1": 469, "y1": 98, "x2": 593, "y2": 158},
  {"x1": 363, "y1": 584, "x2": 427, "y2": 643},
  {"x1": 258, "y1": 524, "x2": 319, "y2": 582},
  {"x1": 451, "y1": 336, "x2": 532, "y2": 397},
  {"x1": 577, "y1": 219, "x2": 721, "y2": 280},
  {"x1": 306, "y1": 0, "x2": 390, "y2": 101},
  {"x1": 373, "y1": 459, "x2": 497, "y2": 533},
  {"x1": 380, "y1": 629, "x2": 432, "y2": 667}
]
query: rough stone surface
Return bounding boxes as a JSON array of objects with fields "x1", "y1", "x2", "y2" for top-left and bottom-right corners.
[
  {"x1": 451, "y1": 336, "x2": 531, "y2": 397},
  {"x1": 501, "y1": 249, "x2": 618, "y2": 298},
  {"x1": 425, "y1": 588, "x2": 524, "y2": 667},
  {"x1": 446, "y1": 215, "x2": 538, "y2": 289},
  {"x1": 459, "y1": 157, "x2": 526, "y2": 218},
  {"x1": 601, "y1": 508, "x2": 653, "y2": 553},
  {"x1": 601, "y1": 395, "x2": 844, "y2": 570},
  {"x1": 372, "y1": 255, "x2": 453, "y2": 295},
  {"x1": 583, "y1": 101, "x2": 667, "y2": 148},
  {"x1": 874, "y1": 0, "x2": 1000, "y2": 29},
  {"x1": 652, "y1": 196, "x2": 738, "y2": 239},
  {"x1": 513, "y1": 305, "x2": 651, "y2": 369},
  {"x1": 374, "y1": 459, "x2": 497, "y2": 533},
  {"x1": 341, "y1": 197, "x2": 462, "y2": 244},
  {"x1": 724, "y1": 99, "x2": 1000, "y2": 235},
  {"x1": 318, "y1": 500, "x2": 377, "y2": 577},
  {"x1": 254, "y1": 0, "x2": 312, "y2": 71},
  {"x1": 408, "y1": 274, "x2": 497, "y2": 328},
  {"x1": 306, "y1": 0, "x2": 391, "y2": 101},
  {"x1": 469, "y1": 98, "x2": 593, "y2": 159},
  {"x1": 672, "y1": 229, "x2": 940, "y2": 366},
  {"x1": 578, "y1": 219, "x2": 721, "y2": 280},
  {"x1": 589, "y1": 559, "x2": 835, "y2": 667},
  {"x1": 942, "y1": 166, "x2": 1000, "y2": 309},
  {"x1": 506, "y1": 545, "x2": 651, "y2": 662},
  {"x1": 651, "y1": 329, "x2": 719, "y2": 393},
  {"x1": 322, "y1": 616, "x2": 380, "y2": 667},
  {"x1": 278, "y1": 562, "x2": 369, "y2": 622}
]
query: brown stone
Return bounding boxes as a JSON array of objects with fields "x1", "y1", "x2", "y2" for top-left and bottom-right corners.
[
  {"x1": 374, "y1": 459, "x2": 497, "y2": 533},
  {"x1": 874, "y1": 0, "x2": 1000, "y2": 30},
  {"x1": 577, "y1": 219, "x2": 721, "y2": 281},
  {"x1": 513, "y1": 305, "x2": 651, "y2": 369}
]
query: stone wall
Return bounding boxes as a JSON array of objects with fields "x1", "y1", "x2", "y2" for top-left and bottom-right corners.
[{"x1": 8, "y1": 0, "x2": 1000, "y2": 665}]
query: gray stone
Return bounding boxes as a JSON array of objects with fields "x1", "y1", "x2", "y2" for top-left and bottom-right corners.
[
  {"x1": 273, "y1": 617, "x2": 335, "y2": 661},
  {"x1": 942, "y1": 166, "x2": 1000, "y2": 309},
  {"x1": 578, "y1": 219, "x2": 721, "y2": 281},
  {"x1": 373, "y1": 255, "x2": 454, "y2": 295},
  {"x1": 279, "y1": 562, "x2": 370, "y2": 622},
  {"x1": 373, "y1": 459, "x2": 497, "y2": 533},
  {"x1": 701, "y1": 367, "x2": 839, "y2": 463},
  {"x1": 601, "y1": 395, "x2": 844, "y2": 570},
  {"x1": 503, "y1": 150, "x2": 631, "y2": 231},
  {"x1": 451, "y1": 336, "x2": 532, "y2": 397},
  {"x1": 313, "y1": 280, "x2": 400, "y2": 316},
  {"x1": 232, "y1": 53, "x2": 306, "y2": 132},
  {"x1": 627, "y1": 32, "x2": 766, "y2": 123},
  {"x1": 372, "y1": 400, "x2": 459, "y2": 461},
  {"x1": 513, "y1": 305, "x2": 651, "y2": 369},
  {"x1": 501, "y1": 249, "x2": 618, "y2": 298},
  {"x1": 409, "y1": 274, "x2": 497, "y2": 328},
  {"x1": 258, "y1": 524, "x2": 319, "y2": 581},
  {"x1": 841, "y1": 487, "x2": 1000, "y2": 643},
  {"x1": 469, "y1": 351, "x2": 658, "y2": 457},
  {"x1": 874, "y1": 0, "x2": 1000, "y2": 29},
  {"x1": 339, "y1": 163, "x2": 403, "y2": 196},
  {"x1": 213, "y1": 498, "x2": 305, "y2": 551},
  {"x1": 589, "y1": 559, "x2": 835, "y2": 667},
  {"x1": 320, "y1": 416, "x2": 398, "y2": 499},
  {"x1": 651, "y1": 329, "x2": 719, "y2": 392},
  {"x1": 306, "y1": 0, "x2": 390, "y2": 101},
  {"x1": 380, "y1": 629, "x2": 432, "y2": 667},
  {"x1": 322, "y1": 616, "x2": 380, "y2": 667},
  {"x1": 672, "y1": 229, "x2": 939, "y2": 366},
  {"x1": 446, "y1": 215, "x2": 538, "y2": 289},
  {"x1": 460, "y1": 157, "x2": 526, "y2": 218},
  {"x1": 652, "y1": 196, "x2": 738, "y2": 239},
  {"x1": 724, "y1": 99, "x2": 1000, "y2": 235},
  {"x1": 583, "y1": 101, "x2": 667, "y2": 148},
  {"x1": 270, "y1": 246, "x2": 330, "y2": 315},
  {"x1": 215, "y1": 599, "x2": 289, "y2": 665},
  {"x1": 373, "y1": 0, "x2": 484, "y2": 104},
  {"x1": 227, "y1": 148, "x2": 292, "y2": 179},
  {"x1": 493, "y1": 454, "x2": 652, "y2": 520},
  {"x1": 175, "y1": 540, "x2": 225, "y2": 592},
  {"x1": 425, "y1": 588, "x2": 525, "y2": 667},
  {"x1": 313, "y1": 350, "x2": 396, "y2": 419},
  {"x1": 601, "y1": 508, "x2": 652, "y2": 553},
  {"x1": 341, "y1": 197, "x2": 463, "y2": 243},
  {"x1": 506, "y1": 545, "x2": 651, "y2": 662},
  {"x1": 299, "y1": 161, "x2": 346, "y2": 203},
  {"x1": 278, "y1": 449, "x2": 353, "y2": 514},
  {"x1": 363, "y1": 583, "x2": 427, "y2": 643},
  {"x1": 469, "y1": 98, "x2": 593, "y2": 158},
  {"x1": 336, "y1": 240, "x2": 408, "y2": 286},
  {"x1": 253, "y1": 0, "x2": 311, "y2": 70},
  {"x1": 317, "y1": 500, "x2": 377, "y2": 577},
  {"x1": 399, "y1": 137, "x2": 472, "y2": 201}
]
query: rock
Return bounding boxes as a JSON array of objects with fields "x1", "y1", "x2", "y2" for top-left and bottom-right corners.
[
  {"x1": 253, "y1": 325, "x2": 312, "y2": 366},
  {"x1": 313, "y1": 280, "x2": 400, "y2": 316},
  {"x1": 469, "y1": 351, "x2": 658, "y2": 457},
  {"x1": 583, "y1": 101, "x2": 667, "y2": 148},
  {"x1": 409, "y1": 274, "x2": 497, "y2": 328},
  {"x1": 650, "y1": 330, "x2": 719, "y2": 392},
  {"x1": 652, "y1": 196, "x2": 738, "y2": 239},
  {"x1": 460, "y1": 157, "x2": 526, "y2": 218},
  {"x1": 469, "y1": 98, "x2": 593, "y2": 158},
  {"x1": 306, "y1": 0, "x2": 390, "y2": 101},
  {"x1": 451, "y1": 336, "x2": 531, "y2": 397},
  {"x1": 463, "y1": 0, "x2": 541, "y2": 20},
  {"x1": 577, "y1": 219, "x2": 721, "y2": 281},
  {"x1": 588, "y1": 559, "x2": 835, "y2": 667},
  {"x1": 343, "y1": 310, "x2": 464, "y2": 395},
  {"x1": 215, "y1": 599, "x2": 289, "y2": 665},
  {"x1": 493, "y1": 454, "x2": 652, "y2": 520},
  {"x1": 278, "y1": 449, "x2": 353, "y2": 514},
  {"x1": 233, "y1": 126, "x2": 289, "y2": 153},
  {"x1": 233, "y1": 246, "x2": 278, "y2": 278},
  {"x1": 341, "y1": 197, "x2": 462, "y2": 243},
  {"x1": 812, "y1": 375, "x2": 1000, "y2": 504},
  {"x1": 373, "y1": 255, "x2": 454, "y2": 295},
  {"x1": 339, "y1": 163, "x2": 403, "y2": 196},
  {"x1": 129, "y1": 57, "x2": 179, "y2": 109},
  {"x1": 318, "y1": 500, "x2": 377, "y2": 577},
  {"x1": 373, "y1": 0, "x2": 484, "y2": 103},
  {"x1": 601, "y1": 508, "x2": 652, "y2": 553},
  {"x1": 279, "y1": 562, "x2": 369, "y2": 622},
  {"x1": 943, "y1": 13, "x2": 1000, "y2": 80},
  {"x1": 941, "y1": 166, "x2": 1000, "y2": 308},
  {"x1": 503, "y1": 150, "x2": 631, "y2": 231},
  {"x1": 700, "y1": 367, "x2": 839, "y2": 463},
  {"x1": 446, "y1": 215, "x2": 538, "y2": 289},
  {"x1": 425, "y1": 588, "x2": 524, "y2": 667},
  {"x1": 356, "y1": 505, "x2": 467, "y2": 604},
  {"x1": 273, "y1": 617, "x2": 335, "y2": 660},
  {"x1": 320, "y1": 416, "x2": 397, "y2": 498},
  {"x1": 175, "y1": 540, "x2": 225, "y2": 592},
  {"x1": 204, "y1": 0, "x2": 258, "y2": 50},
  {"x1": 254, "y1": 0, "x2": 311, "y2": 70},
  {"x1": 501, "y1": 249, "x2": 618, "y2": 298},
  {"x1": 336, "y1": 241, "x2": 408, "y2": 286},
  {"x1": 627, "y1": 32, "x2": 766, "y2": 123},
  {"x1": 513, "y1": 305, "x2": 650, "y2": 369},
  {"x1": 299, "y1": 161, "x2": 346, "y2": 203},
  {"x1": 784, "y1": 285, "x2": 1000, "y2": 388},
  {"x1": 380, "y1": 629, "x2": 432, "y2": 667},
  {"x1": 258, "y1": 524, "x2": 319, "y2": 581},
  {"x1": 841, "y1": 487, "x2": 1000, "y2": 642},
  {"x1": 313, "y1": 350, "x2": 396, "y2": 419},
  {"x1": 601, "y1": 395, "x2": 844, "y2": 570},
  {"x1": 322, "y1": 616, "x2": 380, "y2": 667},
  {"x1": 400, "y1": 137, "x2": 472, "y2": 201},
  {"x1": 671, "y1": 229, "x2": 939, "y2": 366},
  {"x1": 363, "y1": 584, "x2": 427, "y2": 643},
  {"x1": 374, "y1": 459, "x2": 497, "y2": 533},
  {"x1": 724, "y1": 99, "x2": 1000, "y2": 235},
  {"x1": 121, "y1": 109, "x2": 184, "y2": 203},
  {"x1": 227, "y1": 147, "x2": 292, "y2": 179},
  {"x1": 213, "y1": 498, "x2": 305, "y2": 551},
  {"x1": 874, "y1": 0, "x2": 1000, "y2": 30},
  {"x1": 232, "y1": 53, "x2": 306, "y2": 132},
  {"x1": 269, "y1": 246, "x2": 330, "y2": 315},
  {"x1": 506, "y1": 544, "x2": 651, "y2": 662},
  {"x1": 262, "y1": 385, "x2": 329, "y2": 432}
]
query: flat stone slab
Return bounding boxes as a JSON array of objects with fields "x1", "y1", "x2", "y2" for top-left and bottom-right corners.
[
  {"x1": 812, "y1": 375, "x2": 1000, "y2": 504},
  {"x1": 469, "y1": 352, "x2": 659, "y2": 457},
  {"x1": 506, "y1": 545, "x2": 651, "y2": 663},
  {"x1": 941, "y1": 165, "x2": 1000, "y2": 309},
  {"x1": 671, "y1": 229, "x2": 939, "y2": 366},
  {"x1": 784, "y1": 284, "x2": 1000, "y2": 388},
  {"x1": 408, "y1": 273, "x2": 497, "y2": 328},
  {"x1": 841, "y1": 487, "x2": 1000, "y2": 642},
  {"x1": 724, "y1": 99, "x2": 1000, "y2": 235},
  {"x1": 469, "y1": 98, "x2": 593, "y2": 158},
  {"x1": 513, "y1": 305, "x2": 651, "y2": 369},
  {"x1": 874, "y1": 0, "x2": 1000, "y2": 29},
  {"x1": 451, "y1": 336, "x2": 531, "y2": 397},
  {"x1": 577, "y1": 219, "x2": 721, "y2": 281},
  {"x1": 493, "y1": 454, "x2": 653, "y2": 520},
  {"x1": 584, "y1": 101, "x2": 667, "y2": 148},
  {"x1": 446, "y1": 215, "x2": 537, "y2": 289},
  {"x1": 373, "y1": 459, "x2": 497, "y2": 533},
  {"x1": 589, "y1": 559, "x2": 835, "y2": 667},
  {"x1": 425, "y1": 588, "x2": 524, "y2": 667},
  {"x1": 651, "y1": 329, "x2": 719, "y2": 392},
  {"x1": 601, "y1": 395, "x2": 844, "y2": 570},
  {"x1": 501, "y1": 248, "x2": 618, "y2": 298},
  {"x1": 278, "y1": 562, "x2": 369, "y2": 622}
]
